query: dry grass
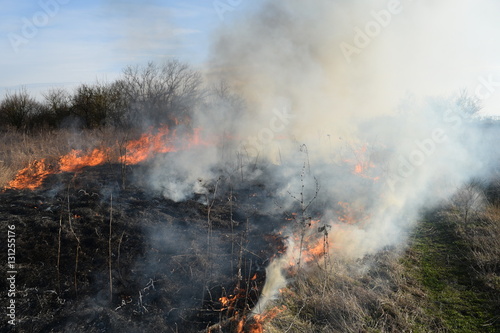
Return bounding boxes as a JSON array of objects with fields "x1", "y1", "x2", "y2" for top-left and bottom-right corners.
[
  {"x1": 2, "y1": 128, "x2": 500, "y2": 332},
  {"x1": 0, "y1": 128, "x2": 132, "y2": 188},
  {"x1": 446, "y1": 182, "x2": 500, "y2": 290},
  {"x1": 456, "y1": 204, "x2": 500, "y2": 290},
  {"x1": 265, "y1": 251, "x2": 439, "y2": 333},
  {"x1": 264, "y1": 193, "x2": 500, "y2": 333},
  {"x1": 0, "y1": 129, "x2": 65, "y2": 187}
]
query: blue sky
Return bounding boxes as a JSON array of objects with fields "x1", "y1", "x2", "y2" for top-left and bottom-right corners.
[
  {"x1": 0, "y1": 0, "x2": 251, "y2": 98},
  {"x1": 2, "y1": 1, "x2": 500, "y2": 116}
]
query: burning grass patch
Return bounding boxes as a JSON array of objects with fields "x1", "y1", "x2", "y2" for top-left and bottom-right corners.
[{"x1": 264, "y1": 206, "x2": 500, "y2": 333}]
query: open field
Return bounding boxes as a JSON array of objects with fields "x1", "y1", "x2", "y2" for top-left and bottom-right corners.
[{"x1": 1, "y1": 127, "x2": 500, "y2": 332}]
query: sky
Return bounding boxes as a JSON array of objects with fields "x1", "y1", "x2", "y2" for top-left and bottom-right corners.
[
  {"x1": 0, "y1": 0, "x2": 255, "y2": 98},
  {"x1": 1, "y1": 0, "x2": 500, "y2": 115}
]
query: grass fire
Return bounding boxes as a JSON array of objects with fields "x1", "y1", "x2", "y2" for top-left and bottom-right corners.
[{"x1": 1, "y1": 0, "x2": 500, "y2": 332}]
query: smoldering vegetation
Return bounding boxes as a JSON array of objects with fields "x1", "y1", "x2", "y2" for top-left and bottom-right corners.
[
  {"x1": 0, "y1": 163, "x2": 292, "y2": 332},
  {"x1": 2, "y1": 0, "x2": 500, "y2": 332},
  {"x1": 204, "y1": 0, "x2": 500, "y2": 262},
  {"x1": 266, "y1": 180, "x2": 500, "y2": 332}
]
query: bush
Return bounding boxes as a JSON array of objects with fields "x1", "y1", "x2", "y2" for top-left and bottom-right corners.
[
  {"x1": 0, "y1": 60, "x2": 205, "y2": 131},
  {"x1": 41, "y1": 88, "x2": 72, "y2": 127},
  {"x1": 0, "y1": 87, "x2": 43, "y2": 131},
  {"x1": 71, "y1": 82, "x2": 127, "y2": 129},
  {"x1": 119, "y1": 59, "x2": 203, "y2": 127}
]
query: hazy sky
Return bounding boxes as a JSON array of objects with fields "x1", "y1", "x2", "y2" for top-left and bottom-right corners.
[{"x1": 0, "y1": 0, "x2": 252, "y2": 97}]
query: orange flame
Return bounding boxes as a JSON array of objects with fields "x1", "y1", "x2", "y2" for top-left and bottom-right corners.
[
  {"x1": 220, "y1": 296, "x2": 231, "y2": 307},
  {"x1": 122, "y1": 127, "x2": 177, "y2": 165},
  {"x1": 59, "y1": 148, "x2": 109, "y2": 172},
  {"x1": 7, "y1": 159, "x2": 53, "y2": 190},
  {"x1": 337, "y1": 201, "x2": 369, "y2": 226},
  {"x1": 6, "y1": 126, "x2": 209, "y2": 190},
  {"x1": 301, "y1": 238, "x2": 327, "y2": 264},
  {"x1": 344, "y1": 145, "x2": 380, "y2": 181},
  {"x1": 337, "y1": 201, "x2": 357, "y2": 224},
  {"x1": 238, "y1": 306, "x2": 286, "y2": 333},
  {"x1": 219, "y1": 294, "x2": 240, "y2": 311}
]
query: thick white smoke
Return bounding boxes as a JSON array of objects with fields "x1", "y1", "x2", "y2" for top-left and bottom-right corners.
[
  {"x1": 203, "y1": 0, "x2": 497, "y2": 255},
  {"x1": 147, "y1": 0, "x2": 499, "y2": 313}
]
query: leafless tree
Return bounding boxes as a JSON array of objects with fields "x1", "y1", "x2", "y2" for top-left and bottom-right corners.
[
  {"x1": 0, "y1": 87, "x2": 41, "y2": 130},
  {"x1": 456, "y1": 89, "x2": 482, "y2": 118},
  {"x1": 118, "y1": 59, "x2": 203, "y2": 127},
  {"x1": 71, "y1": 81, "x2": 127, "y2": 128},
  {"x1": 42, "y1": 88, "x2": 71, "y2": 125}
]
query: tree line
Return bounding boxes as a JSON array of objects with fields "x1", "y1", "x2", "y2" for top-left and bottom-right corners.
[{"x1": 0, "y1": 59, "x2": 205, "y2": 131}]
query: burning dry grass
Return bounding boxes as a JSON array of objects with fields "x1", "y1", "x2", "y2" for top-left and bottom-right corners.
[
  {"x1": 2, "y1": 125, "x2": 500, "y2": 332},
  {"x1": 0, "y1": 126, "x2": 208, "y2": 190},
  {"x1": 0, "y1": 128, "x2": 127, "y2": 188},
  {"x1": 0, "y1": 129, "x2": 61, "y2": 187},
  {"x1": 262, "y1": 196, "x2": 500, "y2": 333}
]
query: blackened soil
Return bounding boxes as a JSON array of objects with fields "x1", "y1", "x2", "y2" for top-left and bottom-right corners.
[{"x1": 0, "y1": 164, "x2": 286, "y2": 333}]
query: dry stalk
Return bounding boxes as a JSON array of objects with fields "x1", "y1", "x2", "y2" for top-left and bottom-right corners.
[
  {"x1": 117, "y1": 230, "x2": 125, "y2": 280},
  {"x1": 206, "y1": 176, "x2": 221, "y2": 256},
  {"x1": 57, "y1": 214, "x2": 62, "y2": 294},
  {"x1": 287, "y1": 155, "x2": 320, "y2": 268},
  {"x1": 202, "y1": 176, "x2": 221, "y2": 307},
  {"x1": 229, "y1": 185, "x2": 234, "y2": 273},
  {"x1": 67, "y1": 182, "x2": 81, "y2": 297},
  {"x1": 109, "y1": 193, "x2": 113, "y2": 304},
  {"x1": 118, "y1": 134, "x2": 129, "y2": 190}
]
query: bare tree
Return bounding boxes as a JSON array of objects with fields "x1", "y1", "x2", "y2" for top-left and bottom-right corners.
[
  {"x1": 119, "y1": 59, "x2": 203, "y2": 127},
  {"x1": 0, "y1": 87, "x2": 41, "y2": 130},
  {"x1": 455, "y1": 89, "x2": 482, "y2": 118},
  {"x1": 43, "y1": 88, "x2": 70, "y2": 111},
  {"x1": 71, "y1": 81, "x2": 127, "y2": 128},
  {"x1": 42, "y1": 88, "x2": 71, "y2": 125}
]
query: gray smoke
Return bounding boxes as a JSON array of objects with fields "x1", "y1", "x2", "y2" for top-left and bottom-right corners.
[
  {"x1": 203, "y1": 0, "x2": 498, "y2": 257},
  {"x1": 145, "y1": 0, "x2": 499, "y2": 311}
]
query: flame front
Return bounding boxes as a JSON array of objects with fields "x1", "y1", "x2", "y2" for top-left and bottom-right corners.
[
  {"x1": 5, "y1": 126, "x2": 208, "y2": 190},
  {"x1": 7, "y1": 159, "x2": 53, "y2": 190},
  {"x1": 122, "y1": 127, "x2": 176, "y2": 165},
  {"x1": 249, "y1": 199, "x2": 370, "y2": 330},
  {"x1": 59, "y1": 148, "x2": 109, "y2": 172}
]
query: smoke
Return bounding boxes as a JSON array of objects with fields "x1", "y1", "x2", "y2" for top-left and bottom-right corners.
[
  {"x1": 250, "y1": 257, "x2": 288, "y2": 317},
  {"x1": 147, "y1": 147, "x2": 215, "y2": 202},
  {"x1": 143, "y1": 0, "x2": 499, "y2": 314},
  {"x1": 201, "y1": 0, "x2": 500, "y2": 250}
]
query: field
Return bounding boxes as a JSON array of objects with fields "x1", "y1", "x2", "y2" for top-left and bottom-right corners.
[{"x1": 1, "y1": 125, "x2": 499, "y2": 332}]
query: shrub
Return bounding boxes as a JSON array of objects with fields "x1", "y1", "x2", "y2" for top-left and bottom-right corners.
[
  {"x1": 42, "y1": 88, "x2": 72, "y2": 127},
  {"x1": 119, "y1": 59, "x2": 203, "y2": 127},
  {"x1": 0, "y1": 87, "x2": 43, "y2": 131},
  {"x1": 71, "y1": 82, "x2": 127, "y2": 129}
]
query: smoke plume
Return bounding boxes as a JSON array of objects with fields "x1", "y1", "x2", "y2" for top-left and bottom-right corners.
[{"x1": 145, "y1": 0, "x2": 500, "y2": 313}]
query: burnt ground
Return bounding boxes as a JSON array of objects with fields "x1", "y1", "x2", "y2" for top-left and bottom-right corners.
[{"x1": 0, "y1": 162, "x2": 288, "y2": 333}]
